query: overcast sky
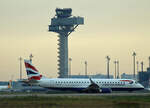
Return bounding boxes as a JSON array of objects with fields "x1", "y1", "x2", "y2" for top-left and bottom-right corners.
[{"x1": 0, "y1": 0, "x2": 150, "y2": 81}]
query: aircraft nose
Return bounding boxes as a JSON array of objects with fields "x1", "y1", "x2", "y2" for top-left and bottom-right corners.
[{"x1": 139, "y1": 84, "x2": 144, "y2": 89}]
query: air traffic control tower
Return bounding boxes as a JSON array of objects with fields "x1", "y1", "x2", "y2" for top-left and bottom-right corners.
[{"x1": 49, "y1": 8, "x2": 84, "y2": 78}]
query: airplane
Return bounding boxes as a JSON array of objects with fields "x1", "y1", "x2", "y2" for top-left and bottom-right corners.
[
  {"x1": 23, "y1": 59, "x2": 144, "y2": 93},
  {"x1": 0, "y1": 80, "x2": 12, "y2": 91}
]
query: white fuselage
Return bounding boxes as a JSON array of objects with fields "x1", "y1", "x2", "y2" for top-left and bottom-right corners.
[
  {"x1": 36, "y1": 78, "x2": 144, "y2": 92},
  {"x1": 0, "y1": 86, "x2": 9, "y2": 90}
]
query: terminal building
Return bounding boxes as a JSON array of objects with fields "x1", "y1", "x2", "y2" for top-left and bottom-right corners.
[
  {"x1": 70, "y1": 74, "x2": 114, "y2": 79},
  {"x1": 138, "y1": 67, "x2": 150, "y2": 88},
  {"x1": 121, "y1": 73, "x2": 137, "y2": 79}
]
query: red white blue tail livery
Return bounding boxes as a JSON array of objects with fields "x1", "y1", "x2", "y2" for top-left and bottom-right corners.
[{"x1": 24, "y1": 60, "x2": 42, "y2": 80}]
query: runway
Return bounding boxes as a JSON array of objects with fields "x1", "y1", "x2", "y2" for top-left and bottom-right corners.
[{"x1": 0, "y1": 92, "x2": 150, "y2": 98}]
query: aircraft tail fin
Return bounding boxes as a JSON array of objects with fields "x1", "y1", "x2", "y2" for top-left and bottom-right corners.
[{"x1": 24, "y1": 59, "x2": 43, "y2": 80}]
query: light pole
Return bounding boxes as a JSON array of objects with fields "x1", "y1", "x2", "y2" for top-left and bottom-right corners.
[
  {"x1": 149, "y1": 56, "x2": 150, "y2": 68},
  {"x1": 68, "y1": 58, "x2": 72, "y2": 78},
  {"x1": 114, "y1": 61, "x2": 117, "y2": 79},
  {"x1": 29, "y1": 54, "x2": 33, "y2": 63},
  {"x1": 116, "y1": 61, "x2": 119, "y2": 79},
  {"x1": 136, "y1": 61, "x2": 139, "y2": 73},
  {"x1": 19, "y1": 57, "x2": 22, "y2": 80},
  {"x1": 132, "y1": 52, "x2": 136, "y2": 79},
  {"x1": 106, "y1": 56, "x2": 110, "y2": 79},
  {"x1": 85, "y1": 61, "x2": 87, "y2": 76},
  {"x1": 141, "y1": 61, "x2": 144, "y2": 72}
]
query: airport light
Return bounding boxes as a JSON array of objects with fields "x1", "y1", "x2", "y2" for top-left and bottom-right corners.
[
  {"x1": 106, "y1": 56, "x2": 110, "y2": 79},
  {"x1": 19, "y1": 57, "x2": 22, "y2": 80},
  {"x1": 29, "y1": 54, "x2": 33, "y2": 63},
  {"x1": 49, "y1": 8, "x2": 84, "y2": 78},
  {"x1": 141, "y1": 61, "x2": 144, "y2": 72},
  {"x1": 68, "y1": 58, "x2": 72, "y2": 78},
  {"x1": 114, "y1": 60, "x2": 117, "y2": 79},
  {"x1": 85, "y1": 61, "x2": 88, "y2": 76},
  {"x1": 149, "y1": 56, "x2": 150, "y2": 68},
  {"x1": 116, "y1": 61, "x2": 119, "y2": 79},
  {"x1": 132, "y1": 52, "x2": 136, "y2": 79},
  {"x1": 136, "y1": 61, "x2": 139, "y2": 73}
]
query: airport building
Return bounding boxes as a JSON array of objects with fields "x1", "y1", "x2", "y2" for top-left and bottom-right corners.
[
  {"x1": 70, "y1": 74, "x2": 114, "y2": 79},
  {"x1": 138, "y1": 67, "x2": 150, "y2": 88},
  {"x1": 121, "y1": 73, "x2": 138, "y2": 79}
]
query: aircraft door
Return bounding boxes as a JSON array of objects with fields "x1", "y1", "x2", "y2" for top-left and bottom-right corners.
[{"x1": 49, "y1": 80, "x2": 55, "y2": 87}]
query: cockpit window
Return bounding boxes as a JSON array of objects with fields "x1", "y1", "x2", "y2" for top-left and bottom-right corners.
[{"x1": 129, "y1": 81, "x2": 133, "y2": 84}]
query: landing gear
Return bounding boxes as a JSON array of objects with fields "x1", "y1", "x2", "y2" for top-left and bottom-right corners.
[{"x1": 128, "y1": 90, "x2": 133, "y2": 93}]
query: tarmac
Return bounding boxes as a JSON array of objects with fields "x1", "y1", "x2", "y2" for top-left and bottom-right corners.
[{"x1": 0, "y1": 92, "x2": 150, "y2": 98}]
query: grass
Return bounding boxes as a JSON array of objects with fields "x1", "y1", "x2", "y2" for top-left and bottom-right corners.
[{"x1": 1, "y1": 95, "x2": 150, "y2": 108}]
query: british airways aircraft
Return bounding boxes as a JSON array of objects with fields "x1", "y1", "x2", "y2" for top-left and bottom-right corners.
[{"x1": 23, "y1": 59, "x2": 144, "y2": 93}]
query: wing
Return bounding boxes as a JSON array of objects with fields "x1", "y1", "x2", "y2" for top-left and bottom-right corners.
[
  {"x1": 82, "y1": 78, "x2": 112, "y2": 93},
  {"x1": 81, "y1": 78, "x2": 101, "y2": 93}
]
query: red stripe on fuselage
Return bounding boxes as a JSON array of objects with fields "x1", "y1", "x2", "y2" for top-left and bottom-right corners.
[
  {"x1": 120, "y1": 80, "x2": 132, "y2": 82},
  {"x1": 25, "y1": 62, "x2": 38, "y2": 72}
]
